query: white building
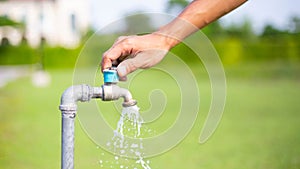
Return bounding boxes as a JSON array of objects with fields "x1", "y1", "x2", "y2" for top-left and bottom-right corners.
[{"x1": 0, "y1": 0, "x2": 90, "y2": 48}]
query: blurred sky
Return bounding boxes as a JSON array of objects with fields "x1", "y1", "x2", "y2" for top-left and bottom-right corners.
[{"x1": 90, "y1": 0, "x2": 300, "y2": 33}]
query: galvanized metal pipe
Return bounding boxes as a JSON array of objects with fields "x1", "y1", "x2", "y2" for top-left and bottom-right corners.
[
  {"x1": 59, "y1": 84, "x2": 96, "y2": 169},
  {"x1": 61, "y1": 111, "x2": 75, "y2": 169},
  {"x1": 59, "y1": 84, "x2": 136, "y2": 169}
]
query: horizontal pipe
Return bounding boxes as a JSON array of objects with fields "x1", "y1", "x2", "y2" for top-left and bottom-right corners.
[
  {"x1": 59, "y1": 84, "x2": 136, "y2": 111},
  {"x1": 59, "y1": 84, "x2": 100, "y2": 111}
]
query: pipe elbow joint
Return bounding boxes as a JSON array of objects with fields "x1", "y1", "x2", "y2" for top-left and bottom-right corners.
[{"x1": 59, "y1": 84, "x2": 98, "y2": 112}]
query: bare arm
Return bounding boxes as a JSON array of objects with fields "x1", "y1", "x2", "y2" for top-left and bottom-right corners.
[
  {"x1": 157, "y1": 0, "x2": 247, "y2": 47},
  {"x1": 102, "y1": 0, "x2": 247, "y2": 78}
]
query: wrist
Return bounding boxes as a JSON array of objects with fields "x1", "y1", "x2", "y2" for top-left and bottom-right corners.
[
  {"x1": 152, "y1": 30, "x2": 181, "y2": 50},
  {"x1": 154, "y1": 17, "x2": 199, "y2": 49}
]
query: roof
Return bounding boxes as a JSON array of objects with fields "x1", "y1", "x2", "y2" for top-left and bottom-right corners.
[{"x1": 1, "y1": 0, "x2": 55, "y2": 2}]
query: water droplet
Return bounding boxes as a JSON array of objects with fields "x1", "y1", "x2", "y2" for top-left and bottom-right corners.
[
  {"x1": 131, "y1": 143, "x2": 138, "y2": 148},
  {"x1": 106, "y1": 142, "x2": 111, "y2": 146}
]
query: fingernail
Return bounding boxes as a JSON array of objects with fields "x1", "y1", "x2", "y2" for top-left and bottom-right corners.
[{"x1": 118, "y1": 66, "x2": 126, "y2": 77}]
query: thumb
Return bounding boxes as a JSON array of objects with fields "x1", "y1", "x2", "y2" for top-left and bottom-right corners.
[{"x1": 117, "y1": 58, "x2": 138, "y2": 78}]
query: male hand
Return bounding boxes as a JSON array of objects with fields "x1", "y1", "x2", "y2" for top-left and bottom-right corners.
[{"x1": 101, "y1": 33, "x2": 175, "y2": 80}]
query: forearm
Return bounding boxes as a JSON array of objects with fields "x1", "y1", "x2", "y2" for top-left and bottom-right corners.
[{"x1": 156, "y1": 0, "x2": 248, "y2": 48}]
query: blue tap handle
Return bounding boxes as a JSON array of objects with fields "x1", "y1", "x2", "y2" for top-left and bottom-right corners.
[{"x1": 103, "y1": 67, "x2": 119, "y2": 83}]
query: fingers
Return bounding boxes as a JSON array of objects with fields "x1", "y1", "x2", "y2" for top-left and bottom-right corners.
[
  {"x1": 101, "y1": 34, "x2": 169, "y2": 79},
  {"x1": 101, "y1": 56, "x2": 110, "y2": 71},
  {"x1": 115, "y1": 49, "x2": 167, "y2": 80},
  {"x1": 117, "y1": 58, "x2": 138, "y2": 78},
  {"x1": 101, "y1": 36, "x2": 135, "y2": 72},
  {"x1": 101, "y1": 45, "x2": 123, "y2": 71}
]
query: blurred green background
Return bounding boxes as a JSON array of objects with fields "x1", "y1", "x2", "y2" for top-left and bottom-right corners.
[{"x1": 1, "y1": 1, "x2": 300, "y2": 169}]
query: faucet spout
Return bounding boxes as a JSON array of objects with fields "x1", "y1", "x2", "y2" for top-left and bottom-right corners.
[{"x1": 102, "y1": 84, "x2": 137, "y2": 107}]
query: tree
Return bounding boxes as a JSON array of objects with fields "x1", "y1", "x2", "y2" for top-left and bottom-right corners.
[
  {"x1": 261, "y1": 24, "x2": 284, "y2": 37},
  {"x1": 0, "y1": 15, "x2": 24, "y2": 46},
  {"x1": 288, "y1": 16, "x2": 300, "y2": 33},
  {"x1": 225, "y1": 19, "x2": 255, "y2": 39},
  {"x1": 202, "y1": 20, "x2": 225, "y2": 38},
  {"x1": 124, "y1": 13, "x2": 154, "y2": 34},
  {"x1": 0, "y1": 15, "x2": 23, "y2": 27},
  {"x1": 166, "y1": 0, "x2": 190, "y2": 13}
]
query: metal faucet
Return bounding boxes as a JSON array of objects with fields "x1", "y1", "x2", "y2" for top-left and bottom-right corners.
[{"x1": 59, "y1": 67, "x2": 136, "y2": 169}]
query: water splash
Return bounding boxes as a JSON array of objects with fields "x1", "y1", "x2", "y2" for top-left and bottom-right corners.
[
  {"x1": 136, "y1": 156, "x2": 151, "y2": 169},
  {"x1": 102, "y1": 105, "x2": 151, "y2": 169},
  {"x1": 115, "y1": 105, "x2": 143, "y2": 137}
]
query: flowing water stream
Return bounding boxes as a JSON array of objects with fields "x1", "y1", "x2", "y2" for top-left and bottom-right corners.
[{"x1": 99, "y1": 105, "x2": 152, "y2": 169}]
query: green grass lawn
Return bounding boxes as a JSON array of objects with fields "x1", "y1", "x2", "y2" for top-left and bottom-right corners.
[{"x1": 0, "y1": 66, "x2": 300, "y2": 169}]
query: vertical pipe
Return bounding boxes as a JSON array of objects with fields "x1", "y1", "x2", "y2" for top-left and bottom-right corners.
[
  {"x1": 61, "y1": 110, "x2": 76, "y2": 169},
  {"x1": 59, "y1": 85, "x2": 90, "y2": 169}
]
